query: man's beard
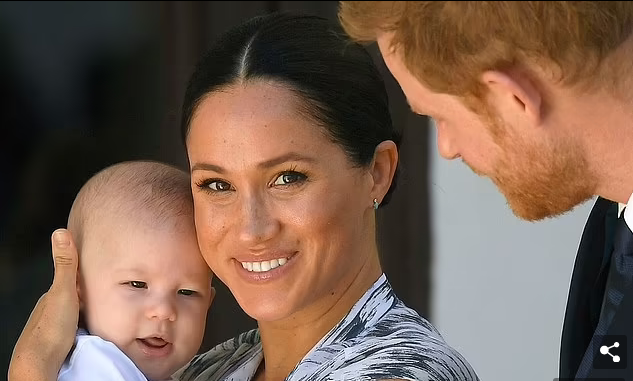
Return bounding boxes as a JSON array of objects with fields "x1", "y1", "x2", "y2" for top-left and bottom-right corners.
[{"x1": 469, "y1": 123, "x2": 596, "y2": 221}]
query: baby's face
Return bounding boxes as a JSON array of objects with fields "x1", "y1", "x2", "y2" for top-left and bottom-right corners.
[{"x1": 79, "y1": 215, "x2": 212, "y2": 381}]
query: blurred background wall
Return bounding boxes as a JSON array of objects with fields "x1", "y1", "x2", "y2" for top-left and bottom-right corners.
[{"x1": 0, "y1": 2, "x2": 596, "y2": 381}]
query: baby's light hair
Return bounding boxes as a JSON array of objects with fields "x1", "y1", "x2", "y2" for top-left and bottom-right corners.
[{"x1": 68, "y1": 160, "x2": 193, "y2": 251}]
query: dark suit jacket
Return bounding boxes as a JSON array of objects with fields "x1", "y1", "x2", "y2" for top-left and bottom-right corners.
[{"x1": 559, "y1": 197, "x2": 633, "y2": 380}]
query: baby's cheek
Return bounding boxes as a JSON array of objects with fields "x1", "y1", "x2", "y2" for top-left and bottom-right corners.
[
  {"x1": 181, "y1": 305, "x2": 208, "y2": 350},
  {"x1": 87, "y1": 299, "x2": 136, "y2": 347},
  {"x1": 84, "y1": 306, "x2": 112, "y2": 340}
]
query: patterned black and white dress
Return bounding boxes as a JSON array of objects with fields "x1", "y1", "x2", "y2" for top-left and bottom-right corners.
[{"x1": 175, "y1": 274, "x2": 479, "y2": 381}]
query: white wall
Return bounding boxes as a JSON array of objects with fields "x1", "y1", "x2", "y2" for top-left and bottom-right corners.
[{"x1": 427, "y1": 124, "x2": 595, "y2": 381}]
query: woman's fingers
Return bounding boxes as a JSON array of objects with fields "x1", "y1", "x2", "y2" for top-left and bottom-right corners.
[{"x1": 8, "y1": 229, "x2": 80, "y2": 381}]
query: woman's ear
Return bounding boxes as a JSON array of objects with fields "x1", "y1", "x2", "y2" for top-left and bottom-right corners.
[{"x1": 369, "y1": 140, "x2": 399, "y2": 206}]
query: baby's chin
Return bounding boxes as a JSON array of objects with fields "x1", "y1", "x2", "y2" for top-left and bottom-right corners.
[{"x1": 135, "y1": 361, "x2": 180, "y2": 381}]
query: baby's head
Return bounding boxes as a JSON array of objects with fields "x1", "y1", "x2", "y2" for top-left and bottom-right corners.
[{"x1": 68, "y1": 160, "x2": 213, "y2": 381}]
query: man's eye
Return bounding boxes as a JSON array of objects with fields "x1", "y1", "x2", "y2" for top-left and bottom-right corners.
[{"x1": 129, "y1": 281, "x2": 147, "y2": 289}]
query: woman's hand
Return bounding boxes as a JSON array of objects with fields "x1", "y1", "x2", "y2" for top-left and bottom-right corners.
[{"x1": 8, "y1": 229, "x2": 80, "y2": 381}]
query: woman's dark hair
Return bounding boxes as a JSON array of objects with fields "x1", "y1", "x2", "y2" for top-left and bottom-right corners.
[{"x1": 180, "y1": 12, "x2": 400, "y2": 206}]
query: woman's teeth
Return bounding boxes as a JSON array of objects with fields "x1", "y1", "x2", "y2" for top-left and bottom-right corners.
[{"x1": 240, "y1": 258, "x2": 288, "y2": 272}]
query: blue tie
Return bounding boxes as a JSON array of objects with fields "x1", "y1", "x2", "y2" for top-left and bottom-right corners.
[{"x1": 575, "y1": 209, "x2": 633, "y2": 378}]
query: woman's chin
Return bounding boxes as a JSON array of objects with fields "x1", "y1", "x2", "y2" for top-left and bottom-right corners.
[{"x1": 235, "y1": 294, "x2": 296, "y2": 323}]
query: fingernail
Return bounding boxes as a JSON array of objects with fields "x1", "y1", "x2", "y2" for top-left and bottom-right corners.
[{"x1": 53, "y1": 230, "x2": 70, "y2": 247}]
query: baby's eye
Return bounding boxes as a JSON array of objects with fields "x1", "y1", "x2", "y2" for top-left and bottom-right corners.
[
  {"x1": 178, "y1": 289, "x2": 198, "y2": 296},
  {"x1": 129, "y1": 281, "x2": 147, "y2": 289}
]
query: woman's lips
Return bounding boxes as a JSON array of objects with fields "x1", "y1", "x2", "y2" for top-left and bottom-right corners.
[
  {"x1": 235, "y1": 252, "x2": 298, "y2": 282},
  {"x1": 238, "y1": 252, "x2": 297, "y2": 273}
]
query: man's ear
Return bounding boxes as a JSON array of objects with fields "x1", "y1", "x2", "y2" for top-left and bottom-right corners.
[
  {"x1": 369, "y1": 140, "x2": 399, "y2": 206},
  {"x1": 481, "y1": 69, "x2": 543, "y2": 127}
]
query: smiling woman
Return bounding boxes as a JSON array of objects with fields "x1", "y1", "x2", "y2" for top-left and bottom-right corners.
[
  {"x1": 187, "y1": 80, "x2": 383, "y2": 323},
  {"x1": 176, "y1": 12, "x2": 479, "y2": 381}
]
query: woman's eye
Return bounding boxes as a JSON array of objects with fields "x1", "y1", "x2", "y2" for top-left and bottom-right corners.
[
  {"x1": 273, "y1": 171, "x2": 306, "y2": 186},
  {"x1": 129, "y1": 281, "x2": 147, "y2": 289},
  {"x1": 178, "y1": 289, "x2": 197, "y2": 296},
  {"x1": 208, "y1": 180, "x2": 231, "y2": 191}
]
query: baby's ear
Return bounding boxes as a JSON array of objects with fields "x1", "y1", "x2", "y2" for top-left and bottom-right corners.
[{"x1": 76, "y1": 270, "x2": 84, "y2": 309}]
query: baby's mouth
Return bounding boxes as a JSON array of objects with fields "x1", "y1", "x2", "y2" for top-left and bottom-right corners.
[
  {"x1": 138, "y1": 337, "x2": 169, "y2": 348},
  {"x1": 136, "y1": 336, "x2": 173, "y2": 358}
]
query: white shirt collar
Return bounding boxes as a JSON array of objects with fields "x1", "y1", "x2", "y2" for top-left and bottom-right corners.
[{"x1": 619, "y1": 192, "x2": 633, "y2": 232}]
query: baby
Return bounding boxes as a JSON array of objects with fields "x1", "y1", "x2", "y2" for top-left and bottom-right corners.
[{"x1": 58, "y1": 160, "x2": 214, "y2": 381}]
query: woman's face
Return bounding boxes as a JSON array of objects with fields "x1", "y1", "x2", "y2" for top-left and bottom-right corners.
[{"x1": 187, "y1": 81, "x2": 379, "y2": 322}]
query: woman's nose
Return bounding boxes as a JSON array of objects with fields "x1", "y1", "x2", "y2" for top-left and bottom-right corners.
[{"x1": 237, "y1": 194, "x2": 280, "y2": 246}]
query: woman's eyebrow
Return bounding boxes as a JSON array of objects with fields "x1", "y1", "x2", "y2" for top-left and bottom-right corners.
[
  {"x1": 191, "y1": 152, "x2": 317, "y2": 173},
  {"x1": 255, "y1": 152, "x2": 317, "y2": 169}
]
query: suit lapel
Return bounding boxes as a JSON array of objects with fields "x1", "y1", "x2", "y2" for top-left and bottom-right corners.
[
  {"x1": 583, "y1": 214, "x2": 633, "y2": 380},
  {"x1": 559, "y1": 197, "x2": 616, "y2": 379}
]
